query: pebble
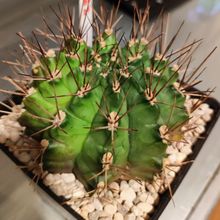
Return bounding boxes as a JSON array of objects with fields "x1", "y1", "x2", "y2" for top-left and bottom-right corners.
[
  {"x1": 125, "y1": 213, "x2": 136, "y2": 220},
  {"x1": 99, "y1": 217, "x2": 113, "y2": 220},
  {"x1": 82, "y1": 203, "x2": 95, "y2": 213},
  {"x1": 124, "y1": 200, "x2": 133, "y2": 209},
  {"x1": 93, "y1": 198, "x2": 103, "y2": 211},
  {"x1": 109, "y1": 182, "x2": 120, "y2": 193},
  {"x1": 120, "y1": 181, "x2": 129, "y2": 190},
  {"x1": 145, "y1": 183, "x2": 157, "y2": 194},
  {"x1": 195, "y1": 125, "x2": 205, "y2": 134},
  {"x1": 168, "y1": 152, "x2": 187, "y2": 164},
  {"x1": 80, "y1": 210, "x2": 88, "y2": 219},
  {"x1": 61, "y1": 173, "x2": 75, "y2": 183},
  {"x1": 128, "y1": 179, "x2": 142, "y2": 192},
  {"x1": 180, "y1": 145, "x2": 192, "y2": 155},
  {"x1": 104, "y1": 204, "x2": 117, "y2": 215},
  {"x1": 120, "y1": 187, "x2": 136, "y2": 202},
  {"x1": 137, "y1": 192, "x2": 154, "y2": 205},
  {"x1": 72, "y1": 189, "x2": 85, "y2": 199},
  {"x1": 114, "y1": 212, "x2": 124, "y2": 220},
  {"x1": 145, "y1": 193, "x2": 155, "y2": 205},
  {"x1": 132, "y1": 205, "x2": 142, "y2": 216},
  {"x1": 89, "y1": 211, "x2": 102, "y2": 220},
  {"x1": 44, "y1": 174, "x2": 55, "y2": 186},
  {"x1": 166, "y1": 145, "x2": 179, "y2": 154},
  {"x1": 137, "y1": 202, "x2": 154, "y2": 214},
  {"x1": 117, "y1": 203, "x2": 130, "y2": 215}
]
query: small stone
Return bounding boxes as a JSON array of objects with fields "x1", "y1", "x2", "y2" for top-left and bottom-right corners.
[
  {"x1": 128, "y1": 179, "x2": 142, "y2": 192},
  {"x1": 109, "y1": 182, "x2": 120, "y2": 193},
  {"x1": 93, "y1": 198, "x2": 103, "y2": 211},
  {"x1": 88, "y1": 211, "x2": 102, "y2": 220},
  {"x1": 82, "y1": 203, "x2": 95, "y2": 213},
  {"x1": 125, "y1": 213, "x2": 136, "y2": 220},
  {"x1": 117, "y1": 203, "x2": 130, "y2": 215},
  {"x1": 120, "y1": 181, "x2": 129, "y2": 190},
  {"x1": 145, "y1": 193, "x2": 155, "y2": 205},
  {"x1": 114, "y1": 212, "x2": 124, "y2": 220},
  {"x1": 180, "y1": 145, "x2": 192, "y2": 155},
  {"x1": 168, "y1": 152, "x2": 187, "y2": 164},
  {"x1": 99, "y1": 217, "x2": 113, "y2": 220},
  {"x1": 105, "y1": 190, "x2": 114, "y2": 199},
  {"x1": 151, "y1": 193, "x2": 159, "y2": 203},
  {"x1": 138, "y1": 192, "x2": 148, "y2": 203},
  {"x1": 120, "y1": 187, "x2": 136, "y2": 202},
  {"x1": 104, "y1": 204, "x2": 117, "y2": 215},
  {"x1": 124, "y1": 200, "x2": 133, "y2": 209},
  {"x1": 61, "y1": 173, "x2": 75, "y2": 183},
  {"x1": 166, "y1": 145, "x2": 178, "y2": 154},
  {"x1": 152, "y1": 178, "x2": 163, "y2": 192},
  {"x1": 145, "y1": 183, "x2": 157, "y2": 194},
  {"x1": 195, "y1": 125, "x2": 205, "y2": 134},
  {"x1": 131, "y1": 206, "x2": 142, "y2": 216},
  {"x1": 167, "y1": 170, "x2": 176, "y2": 178},
  {"x1": 137, "y1": 202, "x2": 154, "y2": 214},
  {"x1": 44, "y1": 173, "x2": 55, "y2": 186},
  {"x1": 72, "y1": 189, "x2": 85, "y2": 198},
  {"x1": 80, "y1": 209, "x2": 88, "y2": 219}
]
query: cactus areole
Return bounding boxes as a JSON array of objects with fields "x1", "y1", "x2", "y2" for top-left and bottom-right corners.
[{"x1": 16, "y1": 8, "x2": 197, "y2": 188}]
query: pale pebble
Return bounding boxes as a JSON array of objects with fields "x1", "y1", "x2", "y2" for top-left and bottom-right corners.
[
  {"x1": 124, "y1": 200, "x2": 133, "y2": 209},
  {"x1": 120, "y1": 187, "x2": 136, "y2": 202},
  {"x1": 195, "y1": 125, "x2": 205, "y2": 134},
  {"x1": 168, "y1": 152, "x2": 187, "y2": 164},
  {"x1": 80, "y1": 210, "x2": 88, "y2": 220},
  {"x1": 137, "y1": 202, "x2": 154, "y2": 214},
  {"x1": 93, "y1": 198, "x2": 103, "y2": 211},
  {"x1": 109, "y1": 182, "x2": 120, "y2": 193},
  {"x1": 82, "y1": 203, "x2": 95, "y2": 213},
  {"x1": 99, "y1": 217, "x2": 113, "y2": 220},
  {"x1": 128, "y1": 179, "x2": 142, "y2": 192},
  {"x1": 88, "y1": 211, "x2": 102, "y2": 220},
  {"x1": 114, "y1": 212, "x2": 124, "y2": 220},
  {"x1": 104, "y1": 204, "x2": 117, "y2": 215},
  {"x1": 72, "y1": 189, "x2": 85, "y2": 198},
  {"x1": 166, "y1": 145, "x2": 178, "y2": 154},
  {"x1": 180, "y1": 145, "x2": 192, "y2": 155},
  {"x1": 117, "y1": 203, "x2": 130, "y2": 215},
  {"x1": 120, "y1": 180, "x2": 129, "y2": 190},
  {"x1": 61, "y1": 173, "x2": 75, "y2": 183},
  {"x1": 145, "y1": 193, "x2": 155, "y2": 205},
  {"x1": 145, "y1": 183, "x2": 157, "y2": 193},
  {"x1": 124, "y1": 213, "x2": 136, "y2": 220},
  {"x1": 131, "y1": 205, "x2": 142, "y2": 216}
]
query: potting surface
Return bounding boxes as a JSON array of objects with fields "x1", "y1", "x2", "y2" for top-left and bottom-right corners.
[{"x1": 1, "y1": 0, "x2": 220, "y2": 220}]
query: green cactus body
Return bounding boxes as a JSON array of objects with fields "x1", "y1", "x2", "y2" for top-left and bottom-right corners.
[{"x1": 18, "y1": 28, "x2": 189, "y2": 188}]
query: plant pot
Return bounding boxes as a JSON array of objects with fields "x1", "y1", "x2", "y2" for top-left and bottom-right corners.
[{"x1": 1, "y1": 93, "x2": 219, "y2": 220}]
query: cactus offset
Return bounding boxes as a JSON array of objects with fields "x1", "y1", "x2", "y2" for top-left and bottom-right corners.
[{"x1": 3, "y1": 4, "x2": 213, "y2": 188}]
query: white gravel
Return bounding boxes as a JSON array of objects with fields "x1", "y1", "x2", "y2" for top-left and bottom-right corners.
[{"x1": 0, "y1": 97, "x2": 214, "y2": 220}]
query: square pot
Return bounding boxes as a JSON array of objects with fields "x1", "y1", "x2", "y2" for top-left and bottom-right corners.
[{"x1": 0, "y1": 94, "x2": 220, "y2": 220}]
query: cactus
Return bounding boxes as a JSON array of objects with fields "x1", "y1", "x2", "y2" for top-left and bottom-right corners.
[{"x1": 3, "y1": 4, "x2": 214, "y2": 189}]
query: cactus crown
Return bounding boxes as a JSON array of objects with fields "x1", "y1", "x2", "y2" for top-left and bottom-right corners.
[{"x1": 2, "y1": 3, "x2": 215, "y2": 188}]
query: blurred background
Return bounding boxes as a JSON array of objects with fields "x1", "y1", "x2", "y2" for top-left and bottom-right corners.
[{"x1": 0, "y1": 0, "x2": 220, "y2": 220}]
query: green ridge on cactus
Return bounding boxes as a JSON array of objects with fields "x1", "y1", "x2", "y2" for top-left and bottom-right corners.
[{"x1": 18, "y1": 29, "x2": 189, "y2": 188}]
